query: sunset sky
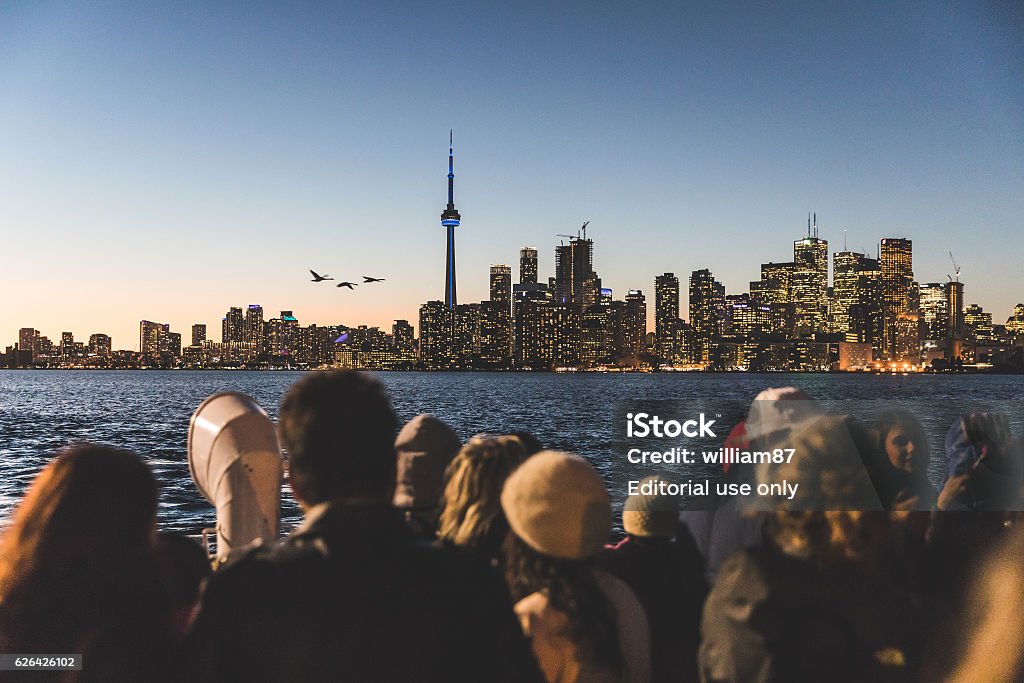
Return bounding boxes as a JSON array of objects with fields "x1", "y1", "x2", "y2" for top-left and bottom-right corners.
[{"x1": 2, "y1": 2, "x2": 1022, "y2": 350}]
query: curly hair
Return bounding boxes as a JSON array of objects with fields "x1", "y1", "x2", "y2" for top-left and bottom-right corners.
[{"x1": 503, "y1": 532, "x2": 623, "y2": 676}]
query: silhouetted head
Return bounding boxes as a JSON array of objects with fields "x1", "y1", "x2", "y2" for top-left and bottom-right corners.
[
  {"x1": 872, "y1": 410, "x2": 929, "y2": 476},
  {"x1": 279, "y1": 370, "x2": 399, "y2": 506},
  {"x1": 0, "y1": 444, "x2": 162, "y2": 647}
]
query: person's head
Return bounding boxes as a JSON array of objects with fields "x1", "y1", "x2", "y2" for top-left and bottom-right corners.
[
  {"x1": 873, "y1": 410, "x2": 929, "y2": 475},
  {"x1": 500, "y1": 450, "x2": 620, "y2": 674},
  {"x1": 0, "y1": 445, "x2": 161, "y2": 636},
  {"x1": 278, "y1": 370, "x2": 399, "y2": 507},
  {"x1": 622, "y1": 475, "x2": 679, "y2": 539},
  {"x1": 393, "y1": 414, "x2": 461, "y2": 511},
  {"x1": 765, "y1": 511, "x2": 891, "y2": 565},
  {"x1": 438, "y1": 435, "x2": 526, "y2": 549}
]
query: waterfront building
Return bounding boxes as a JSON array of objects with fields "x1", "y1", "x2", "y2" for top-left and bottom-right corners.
[
  {"x1": 441, "y1": 132, "x2": 461, "y2": 309},
  {"x1": 964, "y1": 304, "x2": 993, "y2": 345},
  {"x1": 88, "y1": 333, "x2": 112, "y2": 357},
  {"x1": 893, "y1": 312, "x2": 921, "y2": 363},
  {"x1": 191, "y1": 324, "x2": 207, "y2": 347},
  {"x1": 490, "y1": 264, "x2": 512, "y2": 310},
  {"x1": 60, "y1": 332, "x2": 75, "y2": 362},
  {"x1": 622, "y1": 290, "x2": 647, "y2": 361},
  {"x1": 553, "y1": 235, "x2": 600, "y2": 308},
  {"x1": 475, "y1": 300, "x2": 512, "y2": 368},
  {"x1": 832, "y1": 251, "x2": 866, "y2": 336},
  {"x1": 244, "y1": 305, "x2": 265, "y2": 353},
  {"x1": 139, "y1": 322, "x2": 162, "y2": 357},
  {"x1": 655, "y1": 273, "x2": 680, "y2": 362},
  {"x1": 848, "y1": 258, "x2": 884, "y2": 359},
  {"x1": 880, "y1": 238, "x2": 913, "y2": 358},
  {"x1": 1006, "y1": 304, "x2": 1024, "y2": 337},
  {"x1": 689, "y1": 269, "x2": 725, "y2": 365},
  {"x1": 418, "y1": 300, "x2": 450, "y2": 368},
  {"x1": 266, "y1": 311, "x2": 300, "y2": 361},
  {"x1": 919, "y1": 283, "x2": 949, "y2": 342},
  {"x1": 519, "y1": 246, "x2": 538, "y2": 285},
  {"x1": 222, "y1": 307, "x2": 244, "y2": 343},
  {"x1": 946, "y1": 280, "x2": 964, "y2": 357},
  {"x1": 393, "y1": 320, "x2": 414, "y2": 357},
  {"x1": 792, "y1": 215, "x2": 828, "y2": 337},
  {"x1": 18, "y1": 328, "x2": 38, "y2": 362}
]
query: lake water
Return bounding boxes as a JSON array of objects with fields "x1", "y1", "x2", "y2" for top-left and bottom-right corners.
[{"x1": 1, "y1": 370, "x2": 1022, "y2": 533}]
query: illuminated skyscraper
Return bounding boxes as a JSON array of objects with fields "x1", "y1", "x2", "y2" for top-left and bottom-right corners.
[
  {"x1": 689, "y1": 269, "x2": 725, "y2": 364},
  {"x1": 18, "y1": 328, "x2": 38, "y2": 360},
  {"x1": 792, "y1": 214, "x2": 828, "y2": 337},
  {"x1": 918, "y1": 283, "x2": 948, "y2": 341},
  {"x1": 88, "y1": 333, "x2": 111, "y2": 357},
  {"x1": 832, "y1": 251, "x2": 866, "y2": 336},
  {"x1": 191, "y1": 324, "x2": 207, "y2": 347},
  {"x1": 222, "y1": 307, "x2": 244, "y2": 343},
  {"x1": 139, "y1": 321, "x2": 165, "y2": 357},
  {"x1": 553, "y1": 235, "x2": 598, "y2": 307},
  {"x1": 519, "y1": 246, "x2": 538, "y2": 285},
  {"x1": 880, "y1": 238, "x2": 913, "y2": 358},
  {"x1": 490, "y1": 264, "x2": 512, "y2": 307},
  {"x1": 244, "y1": 305, "x2": 265, "y2": 352},
  {"x1": 622, "y1": 290, "x2": 647, "y2": 359},
  {"x1": 441, "y1": 131, "x2": 461, "y2": 309},
  {"x1": 655, "y1": 273, "x2": 679, "y2": 361}
]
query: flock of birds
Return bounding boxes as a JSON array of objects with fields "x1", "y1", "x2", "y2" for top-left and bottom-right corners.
[{"x1": 309, "y1": 270, "x2": 385, "y2": 290}]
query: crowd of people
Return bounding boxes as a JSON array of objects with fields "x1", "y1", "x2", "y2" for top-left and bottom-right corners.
[{"x1": 0, "y1": 370, "x2": 1021, "y2": 682}]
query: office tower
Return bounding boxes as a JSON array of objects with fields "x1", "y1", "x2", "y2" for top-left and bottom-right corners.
[
  {"x1": 846, "y1": 258, "x2": 884, "y2": 359},
  {"x1": 266, "y1": 312, "x2": 299, "y2": 359},
  {"x1": 163, "y1": 331, "x2": 182, "y2": 358},
  {"x1": 654, "y1": 273, "x2": 680, "y2": 362},
  {"x1": 519, "y1": 246, "x2": 538, "y2": 285},
  {"x1": 945, "y1": 280, "x2": 964, "y2": 347},
  {"x1": 724, "y1": 294, "x2": 770, "y2": 339},
  {"x1": 490, "y1": 264, "x2": 512, "y2": 307},
  {"x1": 244, "y1": 305, "x2": 265, "y2": 352},
  {"x1": 880, "y1": 238, "x2": 913, "y2": 358},
  {"x1": 513, "y1": 289, "x2": 552, "y2": 368},
  {"x1": 918, "y1": 283, "x2": 949, "y2": 341},
  {"x1": 139, "y1": 321, "x2": 164, "y2": 356},
  {"x1": 622, "y1": 290, "x2": 647, "y2": 359},
  {"x1": 60, "y1": 332, "x2": 75, "y2": 361},
  {"x1": 191, "y1": 324, "x2": 207, "y2": 347},
  {"x1": 418, "y1": 300, "x2": 450, "y2": 368},
  {"x1": 553, "y1": 233, "x2": 600, "y2": 308},
  {"x1": 88, "y1": 334, "x2": 112, "y2": 357},
  {"x1": 475, "y1": 301, "x2": 512, "y2": 368},
  {"x1": 689, "y1": 269, "x2": 725, "y2": 364},
  {"x1": 1006, "y1": 304, "x2": 1024, "y2": 337},
  {"x1": 393, "y1": 320, "x2": 414, "y2": 355},
  {"x1": 964, "y1": 304, "x2": 993, "y2": 343},
  {"x1": 441, "y1": 131, "x2": 461, "y2": 309},
  {"x1": 792, "y1": 214, "x2": 828, "y2": 337},
  {"x1": 18, "y1": 328, "x2": 38, "y2": 360},
  {"x1": 893, "y1": 312, "x2": 920, "y2": 362},
  {"x1": 222, "y1": 307, "x2": 244, "y2": 343},
  {"x1": 832, "y1": 251, "x2": 866, "y2": 336}
]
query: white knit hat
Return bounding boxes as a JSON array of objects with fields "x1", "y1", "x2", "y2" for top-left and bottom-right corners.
[
  {"x1": 622, "y1": 476, "x2": 679, "y2": 538},
  {"x1": 500, "y1": 450, "x2": 611, "y2": 560}
]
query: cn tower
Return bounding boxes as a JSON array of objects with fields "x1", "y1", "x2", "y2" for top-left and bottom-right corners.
[{"x1": 440, "y1": 130, "x2": 461, "y2": 309}]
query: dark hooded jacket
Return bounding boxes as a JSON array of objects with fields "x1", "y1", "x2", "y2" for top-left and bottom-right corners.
[{"x1": 187, "y1": 502, "x2": 543, "y2": 683}]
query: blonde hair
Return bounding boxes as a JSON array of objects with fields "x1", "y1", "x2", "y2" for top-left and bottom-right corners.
[{"x1": 438, "y1": 436, "x2": 526, "y2": 548}]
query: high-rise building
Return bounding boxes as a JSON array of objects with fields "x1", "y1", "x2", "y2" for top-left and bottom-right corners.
[
  {"x1": 489, "y1": 264, "x2": 512, "y2": 308},
  {"x1": 18, "y1": 328, "x2": 38, "y2": 360},
  {"x1": 1006, "y1": 304, "x2": 1024, "y2": 337},
  {"x1": 792, "y1": 214, "x2": 828, "y2": 337},
  {"x1": 689, "y1": 270, "x2": 725, "y2": 364},
  {"x1": 918, "y1": 283, "x2": 948, "y2": 341},
  {"x1": 392, "y1": 320, "x2": 414, "y2": 356},
  {"x1": 139, "y1": 321, "x2": 164, "y2": 357},
  {"x1": 418, "y1": 300, "x2": 451, "y2": 368},
  {"x1": 945, "y1": 280, "x2": 964, "y2": 353},
  {"x1": 880, "y1": 238, "x2": 913, "y2": 358},
  {"x1": 88, "y1": 333, "x2": 112, "y2": 357},
  {"x1": 553, "y1": 235, "x2": 598, "y2": 307},
  {"x1": 61, "y1": 332, "x2": 75, "y2": 361},
  {"x1": 244, "y1": 305, "x2": 265, "y2": 352},
  {"x1": 655, "y1": 273, "x2": 679, "y2": 361},
  {"x1": 519, "y1": 246, "x2": 538, "y2": 285},
  {"x1": 964, "y1": 304, "x2": 993, "y2": 344},
  {"x1": 475, "y1": 301, "x2": 512, "y2": 368},
  {"x1": 191, "y1": 324, "x2": 207, "y2": 347},
  {"x1": 832, "y1": 251, "x2": 866, "y2": 336},
  {"x1": 622, "y1": 290, "x2": 647, "y2": 360},
  {"x1": 222, "y1": 307, "x2": 244, "y2": 343},
  {"x1": 441, "y1": 131, "x2": 461, "y2": 309}
]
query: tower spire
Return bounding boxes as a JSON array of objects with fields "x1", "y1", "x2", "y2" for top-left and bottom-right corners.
[{"x1": 441, "y1": 131, "x2": 462, "y2": 309}]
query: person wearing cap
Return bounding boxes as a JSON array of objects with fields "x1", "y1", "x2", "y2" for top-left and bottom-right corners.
[
  {"x1": 393, "y1": 413, "x2": 462, "y2": 539},
  {"x1": 188, "y1": 371, "x2": 543, "y2": 683},
  {"x1": 502, "y1": 450, "x2": 651, "y2": 683},
  {"x1": 700, "y1": 415, "x2": 923, "y2": 683},
  {"x1": 599, "y1": 477, "x2": 706, "y2": 683}
]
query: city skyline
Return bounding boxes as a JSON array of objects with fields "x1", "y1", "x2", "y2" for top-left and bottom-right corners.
[{"x1": 3, "y1": 3, "x2": 1022, "y2": 348}]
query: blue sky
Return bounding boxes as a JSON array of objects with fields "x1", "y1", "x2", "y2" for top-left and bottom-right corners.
[{"x1": 2, "y1": 2, "x2": 1022, "y2": 349}]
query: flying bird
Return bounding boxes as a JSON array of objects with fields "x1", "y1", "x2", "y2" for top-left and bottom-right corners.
[
  {"x1": 336, "y1": 281, "x2": 358, "y2": 289},
  {"x1": 362, "y1": 276, "x2": 386, "y2": 283},
  {"x1": 309, "y1": 270, "x2": 334, "y2": 282}
]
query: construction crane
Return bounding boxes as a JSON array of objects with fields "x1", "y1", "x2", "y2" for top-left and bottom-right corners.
[
  {"x1": 948, "y1": 251, "x2": 961, "y2": 282},
  {"x1": 580, "y1": 220, "x2": 590, "y2": 240}
]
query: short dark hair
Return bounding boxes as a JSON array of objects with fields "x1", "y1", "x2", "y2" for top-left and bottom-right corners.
[{"x1": 279, "y1": 371, "x2": 399, "y2": 505}]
